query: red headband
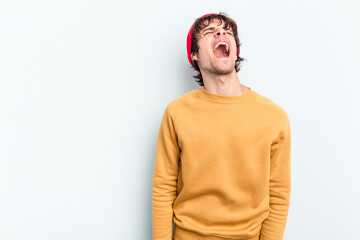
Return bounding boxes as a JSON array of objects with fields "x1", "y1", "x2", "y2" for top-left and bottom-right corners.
[{"x1": 186, "y1": 13, "x2": 240, "y2": 70}]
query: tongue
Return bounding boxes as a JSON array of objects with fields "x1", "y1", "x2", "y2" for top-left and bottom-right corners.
[{"x1": 214, "y1": 45, "x2": 228, "y2": 58}]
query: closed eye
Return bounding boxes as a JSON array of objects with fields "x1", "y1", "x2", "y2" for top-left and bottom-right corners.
[{"x1": 205, "y1": 31, "x2": 232, "y2": 35}]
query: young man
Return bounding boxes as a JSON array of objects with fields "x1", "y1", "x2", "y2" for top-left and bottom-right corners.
[{"x1": 152, "y1": 12, "x2": 291, "y2": 240}]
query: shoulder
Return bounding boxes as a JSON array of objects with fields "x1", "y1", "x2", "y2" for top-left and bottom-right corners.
[
  {"x1": 162, "y1": 88, "x2": 200, "y2": 120},
  {"x1": 252, "y1": 90, "x2": 290, "y2": 126}
]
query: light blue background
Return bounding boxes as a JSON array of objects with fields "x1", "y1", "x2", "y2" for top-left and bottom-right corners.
[{"x1": 1, "y1": 0, "x2": 359, "y2": 239}]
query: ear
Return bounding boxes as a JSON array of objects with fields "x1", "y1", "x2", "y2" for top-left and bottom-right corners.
[{"x1": 191, "y1": 52, "x2": 199, "y2": 62}]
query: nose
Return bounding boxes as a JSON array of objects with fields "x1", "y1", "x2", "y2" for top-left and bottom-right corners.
[{"x1": 215, "y1": 27, "x2": 227, "y2": 36}]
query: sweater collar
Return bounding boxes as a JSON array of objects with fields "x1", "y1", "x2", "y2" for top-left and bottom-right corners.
[{"x1": 198, "y1": 86, "x2": 255, "y2": 104}]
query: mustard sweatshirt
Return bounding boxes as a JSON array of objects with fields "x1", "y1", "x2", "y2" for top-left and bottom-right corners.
[{"x1": 152, "y1": 86, "x2": 291, "y2": 240}]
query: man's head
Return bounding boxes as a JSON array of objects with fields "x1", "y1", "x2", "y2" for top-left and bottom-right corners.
[{"x1": 187, "y1": 12, "x2": 245, "y2": 86}]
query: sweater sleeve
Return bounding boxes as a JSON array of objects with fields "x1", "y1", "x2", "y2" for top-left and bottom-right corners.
[
  {"x1": 152, "y1": 105, "x2": 180, "y2": 240},
  {"x1": 260, "y1": 116, "x2": 292, "y2": 240}
]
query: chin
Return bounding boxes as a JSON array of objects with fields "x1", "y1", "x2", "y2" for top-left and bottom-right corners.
[
  {"x1": 214, "y1": 61, "x2": 235, "y2": 71},
  {"x1": 211, "y1": 65, "x2": 234, "y2": 75}
]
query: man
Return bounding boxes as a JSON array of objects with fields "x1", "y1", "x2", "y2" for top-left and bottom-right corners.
[{"x1": 152, "y1": 12, "x2": 291, "y2": 240}]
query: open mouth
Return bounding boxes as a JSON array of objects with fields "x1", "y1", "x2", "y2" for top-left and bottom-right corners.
[{"x1": 213, "y1": 42, "x2": 230, "y2": 58}]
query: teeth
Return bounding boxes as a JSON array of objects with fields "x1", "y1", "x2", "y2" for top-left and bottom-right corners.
[{"x1": 213, "y1": 42, "x2": 229, "y2": 53}]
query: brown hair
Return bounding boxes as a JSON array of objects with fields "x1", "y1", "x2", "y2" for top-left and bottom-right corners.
[{"x1": 190, "y1": 11, "x2": 246, "y2": 86}]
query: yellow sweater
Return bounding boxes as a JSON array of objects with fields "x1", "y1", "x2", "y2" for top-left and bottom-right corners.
[{"x1": 152, "y1": 86, "x2": 291, "y2": 240}]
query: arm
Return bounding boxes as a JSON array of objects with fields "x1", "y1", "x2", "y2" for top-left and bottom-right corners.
[
  {"x1": 152, "y1": 105, "x2": 180, "y2": 240},
  {"x1": 260, "y1": 117, "x2": 292, "y2": 240}
]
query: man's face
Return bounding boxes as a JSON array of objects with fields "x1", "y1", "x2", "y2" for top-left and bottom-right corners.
[{"x1": 191, "y1": 19, "x2": 237, "y2": 75}]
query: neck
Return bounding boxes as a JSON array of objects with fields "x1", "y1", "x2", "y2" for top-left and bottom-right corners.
[{"x1": 201, "y1": 70, "x2": 248, "y2": 96}]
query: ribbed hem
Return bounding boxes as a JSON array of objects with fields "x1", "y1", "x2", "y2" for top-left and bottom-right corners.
[{"x1": 173, "y1": 225, "x2": 260, "y2": 240}]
